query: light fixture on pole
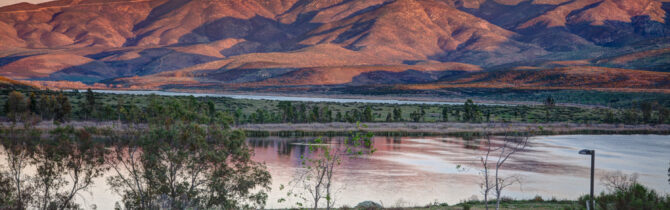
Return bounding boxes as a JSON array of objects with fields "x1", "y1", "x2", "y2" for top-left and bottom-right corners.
[{"x1": 579, "y1": 149, "x2": 595, "y2": 210}]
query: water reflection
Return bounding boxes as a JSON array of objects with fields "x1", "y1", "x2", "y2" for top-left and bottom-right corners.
[
  {"x1": 0, "y1": 126, "x2": 107, "y2": 209},
  {"x1": 1, "y1": 133, "x2": 668, "y2": 209},
  {"x1": 249, "y1": 135, "x2": 670, "y2": 208}
]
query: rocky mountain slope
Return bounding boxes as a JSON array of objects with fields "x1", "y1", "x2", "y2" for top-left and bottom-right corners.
[{"x1": 0, "y1": 0, "x2": 669, "y2": 92}]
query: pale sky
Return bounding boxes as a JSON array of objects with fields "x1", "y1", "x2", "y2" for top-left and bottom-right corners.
[{"x1": 0, "y1": 0, "x2": 53, "y2": 7}]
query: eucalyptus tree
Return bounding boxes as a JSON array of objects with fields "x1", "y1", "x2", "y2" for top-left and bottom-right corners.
[
  {"x1": 3, "y1": 91, "x2": 28, "y2": 122},
  {"x1": 0, "y1": 123, "x2": 39, "y2": 209},
  {"x1": 31, "y1": 126, "x2": 107, "y2": 210},
  {"x1": 83, "y1": 88, "x2": 96, "y2": 120},
  {"x1": 107, "y1": 97, "x2": 271, "y2": 209},
  {"x1": 0, "y1": 124, "x2": 107, "y2": 210}
]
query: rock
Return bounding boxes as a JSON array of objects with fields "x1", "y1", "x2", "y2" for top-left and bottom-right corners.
[{"x1": 355, "y1": 201, "x2": 382, "y2": 209}]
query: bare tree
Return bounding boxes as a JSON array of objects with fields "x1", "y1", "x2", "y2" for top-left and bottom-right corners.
[
  {"x1": 479, "y1": 130, "x2": 530, "y2": 210},
  {"x1": 296, "y1": 140, "x2": 340, "y2": 210},
  {"x1": 601, "y1": 171, "x2": 638, "y2": 192},
  {"x1": 283, "y1": 123, "x2": 375, "y2": 210},
  {"x1": 480, "y1": 137, "x2": 493, "y2": 210}
]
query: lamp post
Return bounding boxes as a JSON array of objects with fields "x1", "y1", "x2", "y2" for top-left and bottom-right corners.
[{"x1": 579, "y1": 149, "x2": 595, "y2": 210}]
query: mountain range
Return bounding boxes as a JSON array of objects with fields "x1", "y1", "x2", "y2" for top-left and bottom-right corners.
[{"x1": 1, "y1": 0, "x2": 669, "y2": 92}]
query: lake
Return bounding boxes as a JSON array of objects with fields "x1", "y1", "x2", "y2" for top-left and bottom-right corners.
[{"x1": 64, "y1": 134, "x2": 669, "y2": 209}]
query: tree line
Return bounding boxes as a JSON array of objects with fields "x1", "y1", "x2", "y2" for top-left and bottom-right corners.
[
  {"x1": 3, "y1": 90, "x2": 71, "y2": 123},
  {"x1": 2, "y1": 90, "x2": 669, "y2": 125}
]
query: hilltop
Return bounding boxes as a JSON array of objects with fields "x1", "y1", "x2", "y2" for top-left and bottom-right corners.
[{"x1": 0, "y1": 0, "x2": 669, "y2": 93}]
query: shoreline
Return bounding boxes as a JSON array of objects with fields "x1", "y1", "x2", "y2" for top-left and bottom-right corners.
[
  {"x1": 239, "y1": 122, "x2": 670, "y2": 137},
  {"x1": 3, "y1": 121, "x2": 668, "y2": 136}
]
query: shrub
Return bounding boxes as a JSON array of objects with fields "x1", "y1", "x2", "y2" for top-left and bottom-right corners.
[
  {"x1": 593, "y1": 183, "x2": 670, "y2": 210},
  {"x1": 500, "y1": 196, "x2": 515, "y2": 203}
]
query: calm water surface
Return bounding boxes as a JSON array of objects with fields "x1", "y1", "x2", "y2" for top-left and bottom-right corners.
[{"x1": 70, "y1": 135, "x2": 670, "y2": 209}]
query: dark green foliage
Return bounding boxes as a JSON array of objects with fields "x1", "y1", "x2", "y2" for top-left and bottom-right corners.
[
  {"x1": 277, "y1": 101, "x2": 295, "y2": 122},
  {"x1": 544, "y1": 96, "x2": 556, "y2": 107},
  {"x1": 544, "y1": 96, "x2": 555, "y2": 122},
  {"x1": 323, "y1": 106, "x2": 333, "y2": 122},
  {"x1": 310, "y1": 106, "x2": 320, "y2": 122},
  {"x1": 108, "y1": 123, "x2": 270, "y2": 209},
  {"x1": 659, "y1": 107, "x2": 669, "y2": 124},
  {"x1": 580, "y1": 183, "x2": 670, "y2": 210},
  {"x1": 640, "y1": 101, "x2": 653, "y2": 123},
  {"x1": 0, "y1": 125, "x2": 107, "y2": 209},
  {"x1": 38, "y1": 93, "x2": 56, "y2": 120},
  {"x1": 106, "y1": 98, "x2": 270, "y2": 209},
  {"x1": 28, "y1": 92, "x2": 37, "y2": 114},
  {"x1": 393, "y1": 107, "x2": 402, "y2": 122},
  {"x1": 0, "y1": 94, "x2": 273, "y2": 209},
  {"x1": 0, "y1": 173, "x2": 15, "y2": 208},
  {"x1": 83, "y1": 88, "x2": 96, "y2": 119},
  {"x1": 363, "y1": 106, "x2": 373, "y2": 122},
  {"x1": 54, "y1": 93, "x2": 71, "y2": 122},
  {"x1": 441, "y1": 106, "x2": 449, "y2": 122},
  {"x1": 410, "y1": 109, "x2": 423, "y2": 122},
  {"x1": 605, "y1": 110, "x2": 616, "y2": 123},
  {"x1": 3, "y1": 90, "x2": 669, "y2": 125},
  {"x1": 463, "y1": 99, "x2": 481, "y2": 122},
  {"x1": 623, "y1": 109, "x2": 639, "y2": 124},
  {"x1": 3, "y1": 91, "x2": 27, "y2": 122},
  {"x1": 352, "y1": 109, "x2": 361, "y2": 122}
]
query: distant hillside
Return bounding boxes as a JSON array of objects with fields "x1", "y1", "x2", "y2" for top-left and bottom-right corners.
[
  {"x1": 0, "y1": 76, "x2": 33, "y2": 90},
  {"x1": 0, "y1": 0, "x2": 669, "y2": 92}
]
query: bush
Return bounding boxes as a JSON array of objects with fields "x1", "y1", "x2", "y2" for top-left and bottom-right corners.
[
  {"x1": 500, "y1": 196, "x2": 515, "y2": 203},
  {"x1": 533, "y1": 195, "x2": 544, "y2": 202},
  {"x1": 589, "y1": 183, "x2": 670, "y2": 210}
]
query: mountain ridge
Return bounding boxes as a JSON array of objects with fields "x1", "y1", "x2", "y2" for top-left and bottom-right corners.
[{"x1": 0, "y1": 0, "x2": 669, "y2": 92}]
